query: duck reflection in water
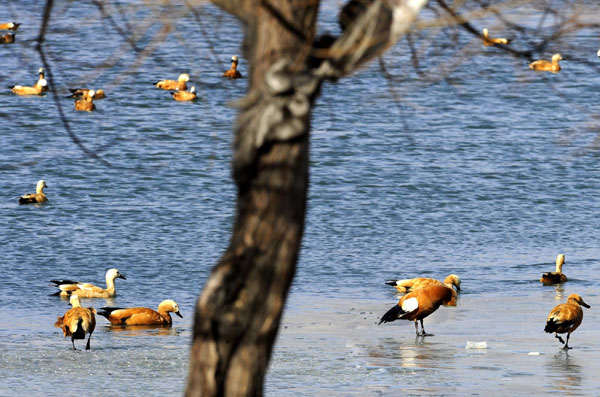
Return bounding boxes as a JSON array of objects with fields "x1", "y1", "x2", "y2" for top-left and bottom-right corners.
[{"x1": 545, "y1": 351, "x2": 582, "y2": 392}]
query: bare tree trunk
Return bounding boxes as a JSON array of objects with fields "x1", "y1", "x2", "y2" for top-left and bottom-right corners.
[{"x1": 186, "y1": 2, "x2": 319, "y2": 396}]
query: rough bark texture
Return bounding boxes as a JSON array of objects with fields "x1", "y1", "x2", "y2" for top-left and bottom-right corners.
[{"x1": 186, "y1": 1, "x2": 430, "y2": 395}]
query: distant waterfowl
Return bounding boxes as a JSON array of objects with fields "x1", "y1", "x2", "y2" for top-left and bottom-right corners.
[
  {"x1": 386, "y1": 274, "x2": 460, "y2": 306},
  {"x1": 0, "y1": 22, "x2": 21, "y2": 31},
  {"x1": 379, "y1": 284, "x2": 454, "y2": 336},
  {"x1": 171, "y1": 86, "x2": 197, "y2": 101},
  {"x1": 154, "y1": 73, "x2": 189, "y2": 91},
  {"x1": 540, "y1": 254, "x2": 567, "y2": 284},
  {"x1": 18, "y1": 180, "x2": 48, "y2": 205},
  {"x1": 69, "y1": 88, "x2": 105, "y2": 99},
  {"x1": 545, "y1": 293, "x2": 590, "y2": 349},
  {"x1": 34, "y1": 68, "x2": 48, "y2": 93},
  {"x1": 51, "y1": 268, "x2": 126, "y2": 298},
  {"x1": 54, "y1": 294, "x2": 96, "y2": 350},
  {"x1": 11, "y1": 78, "x2": 47, "y2": 95},
  {"x1": 74, "y1": 89, "x2": 96, "y2": 111},
  {"x1": 482, "y1": 28, "x2": 510, "y2": 46},
  {"x1": 98, "y1": 300, "x2": 182, "y2": 326},
  {"x1": 529, "y1": 53, "x2": 562, "y2": 73},
  {"x1": 223, "y1": 56, "x2": 243, "y2": 79},
  {"x1": 0, "y1": 33, "x2": 15, "y2": 44}
]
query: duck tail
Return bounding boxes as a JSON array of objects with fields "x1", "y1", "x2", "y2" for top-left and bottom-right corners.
[
  {"x1": 385, "y1": 280, "x2": 398, "y2": 286},
  {"x1": 378, "y1": 304, "x2": 405, "y2": 325}
]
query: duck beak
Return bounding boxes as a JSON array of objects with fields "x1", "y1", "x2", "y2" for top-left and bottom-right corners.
[
  {"x1": 118, "y1": 274, "x2": 127, "y2": 280},
  {"x1": 581, "y1": 300, "x2": 590, "y2": 308},
  {"x1": 175, "y1": 311, "x2": 183, "y2": 318}
]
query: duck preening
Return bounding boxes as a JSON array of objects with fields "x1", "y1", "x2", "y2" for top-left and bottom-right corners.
[
  {"x1": 154, "y1": 73, "x2": 189, "y2": 91},
  {"x1": 482, "y1": 28, "x2": 510, "y2": 46},
  {"x1": 51, "y1": 268, "x2": 126, "y2": 298},
  {"x1": 97, "y1": 300, "x2": 182, "y2": 326},
  {"x1": 69, "y1": 88, "x2": 105, "y2": 99},
  {"x1": 386, "y1": 274, "x2": 460, "y2": 306},
  {"x1": 171, "y1": 86, "x2": 197, "y2": 101},
  {"x1": 379, "y1": 284, "x2": 454, "y2": 336},
  {"x1": 18, "y1": 180, "x2": 48, "y2": 205},
  {"x1": 55, "y1": 294, "x2": 96, "y2": 350},
  {"x1": 529, "y1": 53, "x2": 562, "y2": 73},
  {"x1": 223, "y1": 56, "x2": 243, "y2": 79},
  {"x1": 545, "y1": 293, "x2": 590, "y2": 349},
  {"x1": 540, "y1": 254, "x2": 567, "y2": 284}
]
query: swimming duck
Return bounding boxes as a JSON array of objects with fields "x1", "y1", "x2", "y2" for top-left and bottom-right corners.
[
  {"x1": 97, "y1": 300, "x2": 182, "y2": 326},
  {"x1": 154, "y1": 73, "x2": 189, "y2": 91},
  {"x1": 0, "y1": 33, "x2": 15, "y2": 44},
  {"x1": 482, "y1": 28, "x2": 510, "y2": 46},
  {"x1": 51, "y1": 268, "x2": 126, "y2": 299},
  {"x1": 34, "y1": 68, "x2": 48, "y2": 93},
  {"x1": 379, "y1": 284, "x2": 454, "y2": 336},
  {"x1": 386, "y1": 274, "x2": 460, "y2": 306},
  {"x1": 68, "y1": 88, "x2": 105, "y2": 99},
  {"x1": 74, "y1": 89, "x2": 96, "y2": 111},
  {"x1": 540, "y1": 254, "x2": 567, "y2": 284},
  {"x1": 54, "y1": 294, "x2": 96, "y2": 350},
  {"x1": 171, "y1": 86, "x2": 197, "y2": 101},
  {"x1": 545, "y1": 293, "x2": 590, "y2": 349},
  {"x1": 18, "y1": 180, "x2": 48, "y2": 205},
  {"x1": 11, "y1": 79, "x2": 47, "y2": 95},
  {"x1": 223, "y1": 56, "x2": 243, "y2": 79},
  {"x1": 529, "y1": 53, "x2": 562, "y2": 73},
  {"x1": 0, "y1": 22, "x2": 21, "y2": 31}
]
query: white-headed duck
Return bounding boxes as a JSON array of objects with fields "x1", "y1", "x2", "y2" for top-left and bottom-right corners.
[
  {"x1": 379, "y1": 284, "x2": 454, "y2": 336},
  {"x1": 98, "y1": 300, "x2": 182, "y2": 326},
  {"x1": 545, "y1": 293, "x2": 590, "y2": 349},
  {"x1": 74, "y1": 89, "x2": 96, "y2": 111},
  {"x1": 19, "y1": 180, "x2": 48, "y2": 205},
  {"x1": 154, "y1": 73, "x2": 189, "y2": 91},
  {"x1": 540, "y1": 254, "x2": 567, "y2": 284},
  {"x1": 51, "y1": 268, "x2": 126, "y2": 299},
  {"x1": 171, "y1": 86, "x2": 197, "y2": 101},
  {"x1": 223, "y1": 55, "x2": 243, "y2": 79},
  {"x1": 529, "y1": 53, "x2": 562, "y2": 73},
  {"x1": 54, "y1": 294, "x2": 97, "y2": 350},
  {"x1": 482, "y1": 28, "x2": 510, "y2": 46}
]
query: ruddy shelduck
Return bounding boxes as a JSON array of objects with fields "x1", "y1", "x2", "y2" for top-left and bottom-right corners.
[
  {"x1": 51, "y1": 268, "x2": 127, "y2": 299},
  {"x1": 98, "y1": 300, "x2": 183, "y2": 326},
  {"x1": 74, "y1": 89, "x2": 96, "y2": 111},
  {"x1": 386, "y1": 274, "x2": 461, "y2": 306},
  {"x1": 540, "y1": 254, "x2": 567, "y2": 284},
  {"x1": 0, "y1": 22, "x2": 21, "y2": 31},
  {"x1": 154, "y1": 73, "x2": 189, "y2": 91},
  {"x1": 11, "y1": 79, "x2": 47, "y2": 95},
  {"x1": 379, "y1": 284, "x2": 454, "y2": 336},
  {"x1": 529, "y1": 53, "x2": 562, "y2": 73},
  {"x1": 223, "y1": 55, "x2": 243, "y2": 79},
  {"x1": 545, "y1": 293, "x2": 590, "y2": 349},
  {"x1": 171, "y1": 86, "x2": 197, "y2": 101},
  {"x1": 482, "y1": 28, "x2": 510, "y2": 46},
  {"x1": 35, "y1": 68, "x2": 48, "y2": 92},
  {"x1": 69, "y1": 88, "x2": 105, "y2": 99},
  {"x1": 1, "y1": 32, "x2": 15, "y2": 44},
  {"x1": 54, "y1": 294, "x2": 97, "y2": 350},
  {"x1": 18, "y1": 180, "x2": 48, "y2": 205}
]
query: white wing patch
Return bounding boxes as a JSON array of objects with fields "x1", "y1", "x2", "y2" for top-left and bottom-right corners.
[{"x1": 401, "y1": 297, "x2": 419, "y2": 312}]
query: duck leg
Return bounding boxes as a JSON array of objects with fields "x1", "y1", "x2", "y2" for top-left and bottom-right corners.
[
  {"x1": 555, "y1": 333, "x2": 565, "y2": 344},
  {"x1": 71, "y1": 337, "x2": 77, "y2": 350},
  {"x1": 562, "y1": 333, "x2": 572, "y2": 350},
  {"x1": 414, "y1": 321, "x2": 420, "y2": 336},
  {"x1": 86, "y1": 334, "x2": 92, "y2": 351},
  {"x1": 418, "y1": 319, "x2": 434, "y2": 337}
]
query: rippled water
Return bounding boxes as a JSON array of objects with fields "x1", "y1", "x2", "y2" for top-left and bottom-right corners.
[{"x1": 2, "y1": 1, "x2": 600, "y2": 396}]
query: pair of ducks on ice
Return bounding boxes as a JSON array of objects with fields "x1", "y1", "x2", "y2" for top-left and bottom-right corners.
[
  {"x1": 52, "y1": 268, "x2": 182, "y2": 350},
  {"x1": 0, "y1": 21, "x2": 20, "y2": 44},
  {"x1": 380, "y1": 254, "x2": 589, "y2": 350},
  {"x1": 153, "y1": 55, "x2": 243, "y2": 102},
  {"x1": 483, "y1": 28, "x2": 562, "y2": 73}
]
